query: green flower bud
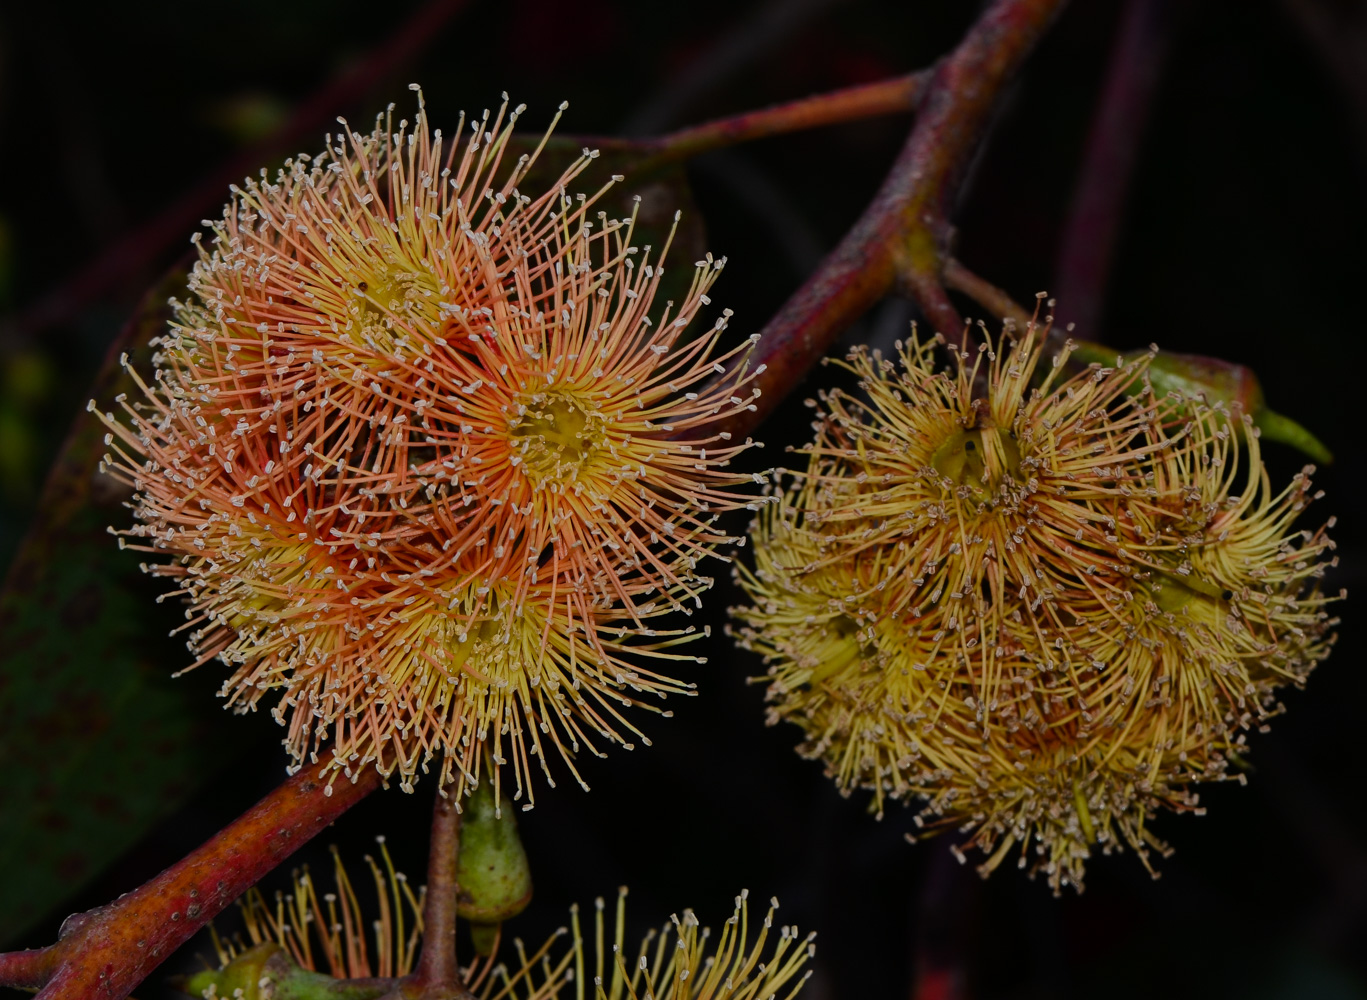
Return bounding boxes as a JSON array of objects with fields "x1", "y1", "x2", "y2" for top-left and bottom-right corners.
[
  {"x1": 1069, "y1": 341, "x2": 1332, "y2": 464},
  {"x1": 457, "y1": 779, "x2": 533, "y2": 954},
  {"x1": 181, "y1": 943, "x2": 390, "y2": 1000}
]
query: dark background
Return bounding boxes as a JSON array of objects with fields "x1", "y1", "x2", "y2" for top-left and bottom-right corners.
[{"x1": 1, "y1": 1, "x2": 1364, "y2": 997}]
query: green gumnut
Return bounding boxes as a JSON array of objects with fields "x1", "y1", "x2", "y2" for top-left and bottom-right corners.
[
  {"x1": 456, "y1": 779, "x2": 533, "y2": 925},
  {"x1": 1069, "y1": 341, "x2": 1332, "y2": 464},
  {"x1": 180, "y1": 943, "x2": 390, "y2": 1000},
  {"x1": 469, "y1": 921, "x2": 501, "y2": 957},
  {"x1": 183, "y1": 943, "x2": 283, "y2": 1000}
]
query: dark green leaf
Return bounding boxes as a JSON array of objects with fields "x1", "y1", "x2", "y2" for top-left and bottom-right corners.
[{"x1": 0, "y1": 266, "x2": 240, "y2": 944}]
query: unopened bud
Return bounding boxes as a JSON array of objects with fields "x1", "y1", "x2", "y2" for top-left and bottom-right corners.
[{"x1": 1070, "y1": 342, "x2": 1332, "y2": 463}]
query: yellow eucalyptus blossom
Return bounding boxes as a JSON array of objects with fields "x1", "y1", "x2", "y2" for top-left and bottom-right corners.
[
  {"x1": 572, "y1": 887, "x2": 815, "y2": 1000},
  {"x1": 733, "y1": 324, "x2": 1339, "y2": 891}
]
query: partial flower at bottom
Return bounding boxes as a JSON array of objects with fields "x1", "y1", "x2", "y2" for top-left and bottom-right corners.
[
  {"x1": 732, "y1": 325, "x2": 1339, "y2": 892},
  {"x1": 195, "y1": 857, "x2": 815, "y2": 1000},
  {"x1": 204, "y1": 837, "x2": 424, "y2": 982}
]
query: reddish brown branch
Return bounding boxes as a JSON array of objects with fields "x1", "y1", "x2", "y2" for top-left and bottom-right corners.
[
  {"x1": 944, "y1": 258, "x2": 1033, "y2": 327},
  {"x1": 1, "y1": 0, "x2": 471, "y2": 350},
  {"x1": 412, "y1": 784, "x2": 463, "y2": 996},
  {"x1": 22, "y1": 767, "x2": 381, "y2": 1000},
  {"x1": 911, "y1": 843, "x2": 980, "y2": 1000},
  {"x1": 1053, "y1": 0, "x2": 1178, "y2": 338},
  {"x1": 715, "y1": 0, "x2": 1069, "y2": 439},
  {"x1": 0, "y1": 948, "x2": 57, "y2": 990},
  {"x1": 631, "y1": 71, "x2": 930, "y2": 172}
]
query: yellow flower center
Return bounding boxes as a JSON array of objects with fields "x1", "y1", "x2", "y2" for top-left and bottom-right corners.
[
  {"x1": 356, "y1": 268, "x2": 440, "y2": 317},
  {"x1": 512, "y1": 391, "x2": 604, "y2": 486},
  {"x1": 1148, "y1": 570, "x2": 1232, "y2": 614},
  {"x1": 809, "y1": 613, "x2": 866, "y2": 683},
  {"x1": 931, "y1": 427, "x2": 1022, "y2": 502},
  {"x1": 444, "y1": 613, "x2": 507, "y2": 676}
]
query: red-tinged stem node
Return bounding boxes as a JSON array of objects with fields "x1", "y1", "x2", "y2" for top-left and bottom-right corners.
[{"x1": 711, "y1": 0, "x2": 1070, "y2": 441}]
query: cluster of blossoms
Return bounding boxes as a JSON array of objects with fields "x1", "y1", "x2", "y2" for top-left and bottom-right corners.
[
  {"x1": 100, "y1": 90, "x2": 766, "y2": 802},
  {"x1": 731, "y1": 324, "x2": 1338, "y2": 891}
]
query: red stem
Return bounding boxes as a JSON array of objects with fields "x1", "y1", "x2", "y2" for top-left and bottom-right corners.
[
  {"x1": 716, "y1": 0, "x2": 1069, "y2": 439},
  {"x1": 0, "y1": 948, "x2": 57, "y2": 990},
  {"x1": 631, "y1": 71, "x2": 929, "y2": 171},
  {"x1": 1053, "y1": 0, "x2": 1177, "y2": 338},
  {"x1": 29, "y1": 766, "x2": 380, "y2": 1000},
  {"x1": 413, "y1": 785, "x2": 462, "y2": 993},
  {"x1": 2, "y1": 0, "x2": 471, "y2": 348},
  {"x1": 944, "y1": 258, "x2": 1033, "y2": 327}
]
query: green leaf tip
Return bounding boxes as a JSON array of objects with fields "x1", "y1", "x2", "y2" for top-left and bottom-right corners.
[
  {"x1": 1067, "y1": 340, "x2": 1333, "y2": 465},
  {"x1": 1254, "y1": 408, "x2": 1333, "y2": 465}
]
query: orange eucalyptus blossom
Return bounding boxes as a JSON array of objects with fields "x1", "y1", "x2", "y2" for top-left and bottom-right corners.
[
  {"x1": 98, "y1": 88, "x2": 768, "y2": 801},
  {"x1": 732, "y1": 324, "x2": 1338, "y2": 891}
]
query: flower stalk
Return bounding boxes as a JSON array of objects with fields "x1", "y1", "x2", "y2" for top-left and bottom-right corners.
[
  {"x1": 625, "y1": 71, "x2": 930, "y2": 175},
  {"x1": 411, "y1": 784, "x2": 464, "y2": 998},
  {"x1": 944, "y1": 257, "x2": 1334, "y2": 463}
]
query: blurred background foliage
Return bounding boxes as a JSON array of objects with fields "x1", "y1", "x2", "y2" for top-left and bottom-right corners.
[{"x1": 0, "y1": 1, "x2": 1365, "y2": 998}]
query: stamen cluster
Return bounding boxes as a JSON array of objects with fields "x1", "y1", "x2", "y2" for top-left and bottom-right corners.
[
  {"x1": 210, "y1": 838, "x2": 423, "y2": 980},
  {"x1": 568, "y1": 887, "x2": 815, "y2": 1000},
  {"x1": 100, "y1": 91, "x2": 766, "y2": 801},
  {"x1": 731, "y1": 325, "x2": 1338, "y2": 891}
]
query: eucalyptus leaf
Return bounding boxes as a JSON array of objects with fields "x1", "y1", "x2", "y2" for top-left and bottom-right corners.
[{"x1": 0, "y1": 266, "x2": 240, "y2": 944}]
